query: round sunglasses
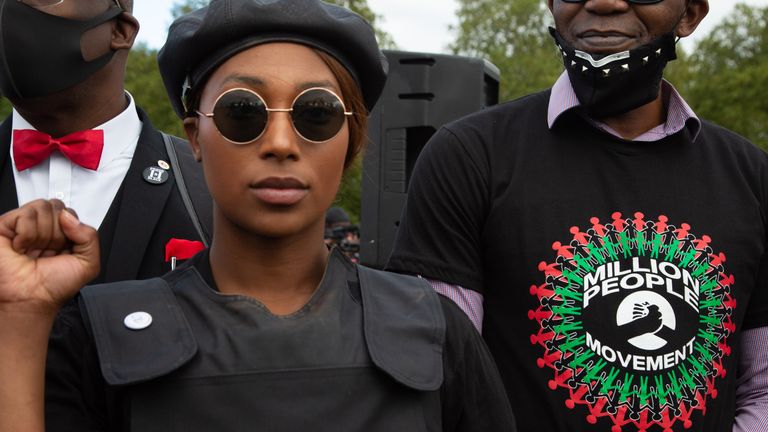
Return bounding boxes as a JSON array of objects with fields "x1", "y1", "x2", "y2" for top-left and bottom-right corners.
[
  {"x1": 561, "y1": 0, "x2": 663, "y2": 3},
  {"x1": 197, "y1": 87, "x2": 353, "y2": 145}
]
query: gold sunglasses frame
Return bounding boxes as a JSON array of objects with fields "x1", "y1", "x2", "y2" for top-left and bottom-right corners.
[{"x1": 197, "y1": 87, "x2": 354, "y2": 145}]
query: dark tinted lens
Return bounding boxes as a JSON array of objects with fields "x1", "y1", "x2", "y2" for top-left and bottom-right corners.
[
  {"x1": 291, "y1": 89, "x2": 347, "y2": 142},
  {"x1": 212, "y1": 90, "x2": 267, "y2": 144}
]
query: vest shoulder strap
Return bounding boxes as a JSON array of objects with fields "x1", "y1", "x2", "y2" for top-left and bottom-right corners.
[
  {"x1": 356, "y1": 265, "x2": 446, "y2": 391},
  {"x1": 161, "y1": 132, "x2": 212, "y2": 247},
  {"x1": 79, "y1": 278, "x2": 198, "y2": 386}
]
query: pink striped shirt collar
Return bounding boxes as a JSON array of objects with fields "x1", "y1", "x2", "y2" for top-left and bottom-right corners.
[{"x1": 547, "y1": 71, "x2": 701, "y2": 142}]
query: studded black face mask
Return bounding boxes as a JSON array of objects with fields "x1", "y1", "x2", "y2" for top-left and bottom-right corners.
[{"x1": 549, "y1": 27, "x2": 677, "y2": 119}]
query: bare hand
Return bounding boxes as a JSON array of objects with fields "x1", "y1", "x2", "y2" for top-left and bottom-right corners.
[{"x1": 0, "y1": 199, "x2": 99, "y2": 314}]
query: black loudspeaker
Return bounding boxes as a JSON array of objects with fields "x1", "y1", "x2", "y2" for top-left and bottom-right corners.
[{"x1": 360, "y1": 50, "x2": 500, "y2": 268}]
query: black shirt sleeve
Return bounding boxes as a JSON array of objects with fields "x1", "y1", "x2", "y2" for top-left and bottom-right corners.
[
  {"x1": 45, "y1": 299, "x2": 120, "y2": 432},
  {"x1": 438, "y1": 295, "x2": 516, "y2": 431},
  {"x1": 386, "y1": 126, "x2": 491, "y2": 293}
]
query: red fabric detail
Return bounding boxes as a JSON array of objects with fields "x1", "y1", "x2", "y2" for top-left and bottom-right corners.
[
  {"x1": 12, "y1": 129, "x2": 104, "y2": 171},
  {"x1": 165, "y1": 238, "x2": 205, "y2": 262}
]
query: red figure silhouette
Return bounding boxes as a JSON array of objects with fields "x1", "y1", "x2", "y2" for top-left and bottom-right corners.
[
  {"x1": 709, "y1": 252, "x2": 726, "y2": 267},
  {"x1": 694, "y1": 235, "x2": 712, "y2": 251},
  {"x1": 675, "y1": 223, "x2": 691, "y2": 240},
  {"x1": 590, "y1": 217, "x2": 607, "y2": 237},
  {"x1": 539, "y1": 261, "x2": 562, "y2": 277},
  {"x1": 553, "y1": 241, "x2": 574, "y2": 259},
  {"x1": 655, "y1": 215, "x2": 669, "y2": 233},
  {"x1": 530, "y1": 283, "x2": 554, "y2": 299},
  {"x1": 611, "y1": 212, "x2": 626, "y2": 232},
  {"x1": 633, "y1": 212, "x2": 646, "y2": 230},
  {"x1": 570, "y1": 226, "x2": 590, "y2": 245}
]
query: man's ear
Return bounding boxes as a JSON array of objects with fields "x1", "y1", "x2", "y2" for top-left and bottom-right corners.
[
  {"x1": 677, "y1": 0, "x2": 709, "y2": 38},
  {"x1": 111, "y1": 12, "x2": 139, "y2": 51},
  {"x1": 546, "y1": 0, "x2": 555, "y2": 14},
  {"x1": 183, "y1": 117, "x2": 203, "y2": 162}
]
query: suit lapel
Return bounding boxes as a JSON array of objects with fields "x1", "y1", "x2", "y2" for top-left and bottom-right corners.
[
  {"x1": 103, "y1": 112, "x2": 174, "y2": 281},
  {"x1": 0, "y1": 117, "x2": 19, "y2": 214}
]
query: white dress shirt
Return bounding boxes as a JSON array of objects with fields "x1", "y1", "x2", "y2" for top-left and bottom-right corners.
[{"x1": 11, "y1": 93, "x2": 142, "y2": 229}]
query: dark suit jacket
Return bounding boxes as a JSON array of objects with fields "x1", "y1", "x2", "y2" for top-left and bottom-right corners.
[{"x1": 0, "y1": 107, "x2": 212, "y2": 283}]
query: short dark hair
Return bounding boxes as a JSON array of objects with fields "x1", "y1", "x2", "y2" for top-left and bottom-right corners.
[{"x1": 313, "y1": 49, "x2": 369, "y2": 170}]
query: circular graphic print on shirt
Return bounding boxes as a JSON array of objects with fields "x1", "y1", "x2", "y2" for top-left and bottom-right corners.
[{"x1": 528, "y1": 212, "x2": 735, "y2": 431}]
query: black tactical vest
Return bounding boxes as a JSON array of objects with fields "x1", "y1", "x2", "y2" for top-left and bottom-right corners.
[{"x1": 79, "y1": 251, "x2": 446, "y2": 431}]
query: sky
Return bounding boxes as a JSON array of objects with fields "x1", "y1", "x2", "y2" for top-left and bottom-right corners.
[{"x1": 134, "y1": 1, "x2": 768, "y2": 53}]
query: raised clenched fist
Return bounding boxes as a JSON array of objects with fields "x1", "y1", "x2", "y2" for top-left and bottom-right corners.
[{"x1": 0, "y1": 199, "x2": 99, "y2": 314}]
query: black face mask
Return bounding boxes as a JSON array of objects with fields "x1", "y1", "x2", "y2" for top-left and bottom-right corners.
[
  {"x1": 549, "y1": 27, "x2": 677, "y2": 118},
  {"x1": 0, "y1": 0, "x2": 123, "y2": 100}
]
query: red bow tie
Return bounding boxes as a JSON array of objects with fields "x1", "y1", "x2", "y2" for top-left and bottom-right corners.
[{"x1": 12, "y1": 129, "x2": 104, "y2": 171}]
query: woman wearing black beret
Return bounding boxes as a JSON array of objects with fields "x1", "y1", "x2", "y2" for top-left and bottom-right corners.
[{"x1": 0, "y1": 1, "x2": 515, "y2": 430}]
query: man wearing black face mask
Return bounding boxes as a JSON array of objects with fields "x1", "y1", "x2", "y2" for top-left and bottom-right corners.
[
  {"x1": 387, "y1": 0, "x2": 768, "y2": 430},
  {"x1": 0, "y1": 0, "x2": 211, "y2": 283}
]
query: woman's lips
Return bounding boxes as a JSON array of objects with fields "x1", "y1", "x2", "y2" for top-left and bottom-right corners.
[
  {"x1": 251, "y1": 177, "x2": 309, "y2": 206},
  {"x1": 252, "y1": 188, "x2": 309, "y2": 205}
]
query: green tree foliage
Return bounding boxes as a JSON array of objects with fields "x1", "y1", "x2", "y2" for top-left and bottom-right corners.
[
  {"x1": 324, "y1": 0, "x2": 396, "y2": 49},
  {"x1": 451, "y1": 0, "x2": 562, "y2": 101},
  {"x1": 335, "y1": 159, "x2": 362, "y2": 224},
  {"x1": 671, "y1": 4, "x2": 768, "y2": 149},
  {"x1": 171, "y1": 0, "x2": 209, "y2": 18},
  {"x1": 0, "y1": 94, "x2": 10, "y2": 119},
  {"x1": 125, "y1": 45, "x2": 185, "y2": 137}
]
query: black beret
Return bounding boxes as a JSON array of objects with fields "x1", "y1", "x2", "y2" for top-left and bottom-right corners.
[{"x1": 158, "y1": 0, "x2": 389, "y2": 118}]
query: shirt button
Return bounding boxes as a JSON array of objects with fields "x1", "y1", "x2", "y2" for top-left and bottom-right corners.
[
  {"x1": 124, "y1": 311, "x2": 153, "y2": 330},
  {"x1": 54, "y1": 192, "x2": 64, "y2": 200}
]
